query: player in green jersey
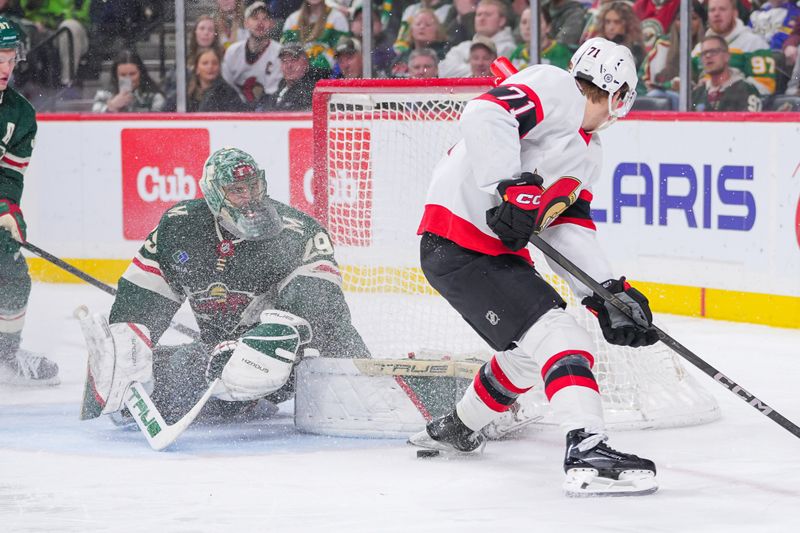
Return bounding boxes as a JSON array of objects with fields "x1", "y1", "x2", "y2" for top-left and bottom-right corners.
[
  {"x1": 83, "y1": 147, "x2": 371, "y2": 424},
  {"x1": 0, "y1": 16, "x2": 60, "y2": 386}
]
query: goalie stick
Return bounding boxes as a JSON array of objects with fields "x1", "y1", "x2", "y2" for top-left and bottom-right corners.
[
  {"x1": 22, "y1": 240, "x2": 199, "y2": 341},
  {"x1": 123, "y1": 379, "x2": 221, "y2": 451},
  {"x1": 528, "y1": 233, "x2": 800, "y2": 440},
  {"x1": 75, "y1": 305, "x2": 219, "y2": 451}
]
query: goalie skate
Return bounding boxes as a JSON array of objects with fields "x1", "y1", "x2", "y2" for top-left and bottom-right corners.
[
  {"x1": 562, "y1": 429, "x2": 657, "y2": 497},
  {"x1": 408, "y1": 410, "x2": 486, "y2": 456}
]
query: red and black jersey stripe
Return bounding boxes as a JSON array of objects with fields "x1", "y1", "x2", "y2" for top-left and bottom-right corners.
[{"x1": 476, "y1": 84, "x2": 544, "y2": 139}]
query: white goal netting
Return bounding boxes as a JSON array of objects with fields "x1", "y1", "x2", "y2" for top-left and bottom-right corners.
[{"x1": 316, "y1": 82, "x2": 719, "y2": 430}]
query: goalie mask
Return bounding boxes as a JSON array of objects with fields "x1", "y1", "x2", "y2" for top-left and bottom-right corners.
[
  {"x1": 568, "y1": 37, "x2": 638, "y2": 130},
  {"x1": 200, "y1": 148, "x2": 283, "y2": 240}
]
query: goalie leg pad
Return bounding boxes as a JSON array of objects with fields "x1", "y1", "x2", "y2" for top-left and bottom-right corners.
[{"x1": 76, "y1": 307, "x2": 153, "y2": 418}]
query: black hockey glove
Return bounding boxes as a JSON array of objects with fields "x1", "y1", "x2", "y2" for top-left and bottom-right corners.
[
  {"x1": 486, "y1": 173, "x2": 581, "y2": 251},
  {"x1": 485, "y1": 172, "x2": 545, "y2": 251},
  {"x1": 582, "y1": 277, "x2": 659, "y2": 348}
]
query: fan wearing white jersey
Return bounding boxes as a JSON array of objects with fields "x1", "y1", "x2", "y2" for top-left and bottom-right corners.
[
  {"x1": 409, "y1": 38, "x2": 660, "y2": 497},
  {"x1": 222, "y1": 2, "x2": 283, "y2": 110}
]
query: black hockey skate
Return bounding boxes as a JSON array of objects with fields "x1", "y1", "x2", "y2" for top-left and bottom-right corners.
[
  {"x1": 0, "y1": 348, "x2": 60, "y2": 386},
  {"x1": 563, "y1": 429, "x2": 657, "y2": 497},
  {"x1": 408, "y1": 410, "x2": 486, "y2": 455}
]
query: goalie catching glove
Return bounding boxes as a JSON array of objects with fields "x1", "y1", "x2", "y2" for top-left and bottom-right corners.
[
  {"x1": 582, "y1": 277, "x2": 659, "y2": 348},
  {"x1": 206, "y1": 310, "x2": 312, "y2": 402},
  {"x1": 486, "y1": 173, "x2": 581, "y2": 251}
]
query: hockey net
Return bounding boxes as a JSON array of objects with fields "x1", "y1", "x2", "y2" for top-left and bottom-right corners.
[{"x1": 311, "y1": 79, "x2": 719, "y2": 430}]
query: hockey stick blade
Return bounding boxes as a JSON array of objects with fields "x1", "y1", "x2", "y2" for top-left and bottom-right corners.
[
  {"x1": 528, "y1": 233, "x2": 800, "y2": 440},
  {"x1": 123, "y1": 379, "x2": 221, "y2": 451}
]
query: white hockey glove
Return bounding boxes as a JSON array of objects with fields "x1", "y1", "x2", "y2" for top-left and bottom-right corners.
[
  {"x1": 81, "y1": 312, "x2": 154, "y2": 414},
  {"x1": 207, "y1": 310, "x2": 312, "y2": 402}
]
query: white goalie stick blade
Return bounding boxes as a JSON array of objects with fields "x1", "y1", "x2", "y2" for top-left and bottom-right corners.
[
  {"x1": 563, "y1": 468, "x2": 658, "y2": 497},
  {"x1": 123, "y1": 379, "x2": 221, "y2": 451},
  {"x1": 407, "y1": 429, "x2": 486, "y2": 457}
]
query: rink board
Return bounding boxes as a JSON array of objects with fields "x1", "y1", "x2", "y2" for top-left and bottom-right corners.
[{"x1": 20, "y1": 112, "x2": 800, "y2": 328}]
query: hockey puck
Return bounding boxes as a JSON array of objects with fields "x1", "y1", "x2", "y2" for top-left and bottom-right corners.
[{"x1": 416, "y1": 449, "x2": 440, "y2": 458}]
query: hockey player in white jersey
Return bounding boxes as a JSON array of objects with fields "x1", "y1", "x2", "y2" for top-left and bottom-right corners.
[{"x1": 409, "y1": 38, "x2": 660, "y2": 497}]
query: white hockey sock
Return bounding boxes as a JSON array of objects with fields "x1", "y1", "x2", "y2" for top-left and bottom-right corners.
[
  {"x1": 456, "y1": 381, "x2": 502, "y2": 431},
  {"x1": 550, "y1": 386, "x2": 605, "y2": 436}
]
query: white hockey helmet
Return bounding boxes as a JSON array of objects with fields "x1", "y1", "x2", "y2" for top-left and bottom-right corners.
[{"x1": 568, "y1": 37, "x2": 638, "y2": 126}]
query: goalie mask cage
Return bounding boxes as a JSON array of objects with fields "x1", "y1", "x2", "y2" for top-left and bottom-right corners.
[{"x1": 311, "y1": 78, "x2": 719, "y2": 430}]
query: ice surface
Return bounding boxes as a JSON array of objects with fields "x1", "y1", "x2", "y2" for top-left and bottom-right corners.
[{"x1": 1, "y1": 283, "x2": 799, "y2": 532}]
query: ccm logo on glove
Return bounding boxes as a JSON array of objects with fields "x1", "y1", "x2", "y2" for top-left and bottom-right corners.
[{"x1": 510, "y1": 192, "x2": 542, "y2": 206}]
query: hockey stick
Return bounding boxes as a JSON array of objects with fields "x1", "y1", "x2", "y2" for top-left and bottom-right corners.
[
  {"x1": 21, "y1": 240, "x2": 199, "y2": 340},
  {"x1": 528, "y1": 233, "x2": 800, "y2": 440},
  {"x1": 124, "y1": 379, "x2": 221, "y2": 451}
]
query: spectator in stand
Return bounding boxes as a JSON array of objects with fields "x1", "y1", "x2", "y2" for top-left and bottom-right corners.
[
  {"x1": 19, "y1": 0, "x2": 90, "y2": 86},
  {"x1": 633, "y1": 0, "x2": 680, "y2": 53},
  {"x1": 786, "y1": 47, "x2": 800, "y2": 94},
  {"x1": 92, "y1": 49, "x2": 165, "y2": 113},
  {"x1": 692, "y1": 0, "x2": 774, "y2": 95},
  {"x1": 282, "y1": 0, "x2": 350, "y2": 72},
  {"x1": 181, "y1": 47, "x2": 247, "y2": 112},
  {"x1": 641, "y1": 1, "x2": 706, "y2": 109},
  {"x1": 190, "y1": 15, "x2": 225, "y2": 61},
  {"x1": 748, "y1": 0, "x2": 800, "y2": 52},
  {"x1": 214, "y1": 0, "x2": 249, "y2": 51},
  {"x1": 692, "y1": 35, "x2": 762, "y2": 111},
  {"x1": 80, "y1": 0, "x2": 156, "y2": 81},
  {"x1": 269, "y1": 42, "x2": 328, "y2": 110},
  {"x1": 468, "y1": 34, "x2": 496, "y2": 77},
  {"x1": 390, "y1": 8, "x2": 450, "y2": 77},
  {"x1": 439, "y1": 0, "x2": 515, "y2": 77},
  {"x1": 783, "y1": 20, "x2": 799, "y2": 69},
  {"x1": 510, "y1": 7, "x2": 573, "y2": 71},
  {"x1": 443, "y1": 0, "x2": 478, "y2": 47},
  {"x1": 546, "y1": 0, "x2": 588, "y2": 47},
  {"x1": 333, "y1": 36, "x2": 363, "y2": 78},
  {"x1": 581, "y1": 0, "x2": 613, "y2": 44},
  {"x1": 408, "y1": 47, "x2": 439, "y2": 78},
  {"x1": 393, "y1": 0, "x2": 454, "y2": 54},
  {"x1": 350, "y1": 0, "x2": 395, "y2": 78},
  {"x1": 597, "y1": 2, "x2": 645, "y2": 65},
  {"x1": 223, "y1": 2, "x2": 283, "y2": 111},
  {"x1": 163, "y1": 15, "x2": 226, "y2": 109}
]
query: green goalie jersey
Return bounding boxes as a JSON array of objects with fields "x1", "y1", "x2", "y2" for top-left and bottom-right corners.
[
  {"x1": 110, "y1": 198, "x2": 370, "y2": 358},
  {"x1": 0, "y1": 87, "x2": 36, "y2": 204}
]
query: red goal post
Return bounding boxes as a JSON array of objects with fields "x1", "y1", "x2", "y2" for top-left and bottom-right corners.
[{"x1": 310, "y1": 78, "x2": 720, "y2": 430}]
